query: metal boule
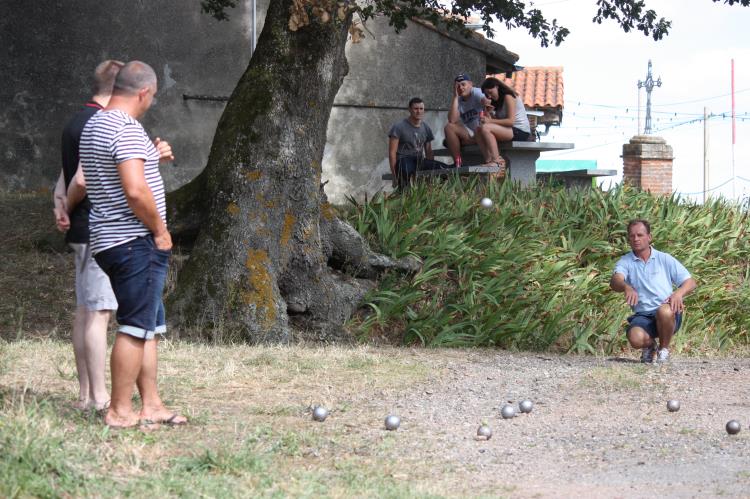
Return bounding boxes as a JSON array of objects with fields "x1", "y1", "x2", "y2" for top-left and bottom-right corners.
[
  {"x1": 500, "y1": 404, "x2": 516, "y2": 419},
  {"x1": 384, "y1": 415, "x2": 401, "y2": 431},
  {"x1": 480, "y1": 197, "x2": 493, "y2": 208},
  {"x1": 519, "y1": 399, "x2": 534, "y2": 413},
  {"x1": 477, "y1": 424, "x2": 492, "y2": 440},
  {"x1": 666, "y1": 400, "x2": 680, "y2": 412},
  {"x1": 312, "y1": 406, "x2": 329, "y2": 422},
  {"x1": 726, "y1": 420, "x2": 741, "y2": 435}
]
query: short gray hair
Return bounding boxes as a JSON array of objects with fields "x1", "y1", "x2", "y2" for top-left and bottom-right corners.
[{"x1": 113, "y1": 61, "x2": 157, "y2": 95}]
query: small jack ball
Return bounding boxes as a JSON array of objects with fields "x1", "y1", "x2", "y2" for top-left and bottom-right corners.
[
  {"x1": 726, "y1": 420, "x2": 741, "y2": 435},
  {"x1": 384, "y1": 415, "x2": 401, "y2": 431},
  {"x1": 666, "y1": 400, "x2": 680, "y2": 412},
  {"x1": 312, "y1": 406, "x2": 328, "y2": 422},
  {"x1": 480, "y1": 197, "x2": 493, "y2": 208}
]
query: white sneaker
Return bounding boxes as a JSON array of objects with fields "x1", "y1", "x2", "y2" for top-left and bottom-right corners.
[
  {"x1": 640, "y1": 345, "x2": 656, "y2": 363},
  {"x1": 657, "y1": 348, "x2": 670, "y2": 364}
]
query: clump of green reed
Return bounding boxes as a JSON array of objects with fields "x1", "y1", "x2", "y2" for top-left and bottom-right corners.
[{"x1": 346, "y1": 179, "x2": 750, "y2": 353}]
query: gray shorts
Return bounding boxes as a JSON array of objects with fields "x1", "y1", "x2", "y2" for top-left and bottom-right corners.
[{"x1": 69, "y1": 242, "x2": 117, "y2": 311}]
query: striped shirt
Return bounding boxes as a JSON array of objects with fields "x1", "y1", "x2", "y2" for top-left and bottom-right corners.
[{"x1": 79, "y1": 110, "x2": 166, "y2": 255}]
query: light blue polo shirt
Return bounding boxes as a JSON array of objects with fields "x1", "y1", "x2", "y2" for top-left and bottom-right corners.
[{"x1": 613, "y1": 247, "x2": 691, "y2": 314}]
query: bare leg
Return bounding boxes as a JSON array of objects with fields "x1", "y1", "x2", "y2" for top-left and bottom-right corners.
[
  {"x1": 105, "y1": 333, "x2": 144, "y2": 428},
  {"x1": 627, "y1": 327, "x2": 655, "y2": 349},
  {"x1": 444, "y1": 122, "x2": 461, "y2": 161},
  {"x1": 138, "y1": 337, "x2": 187, "y2": 424},
  {"x1": 84, "y1": 309, "x2": 111, "y2": 409},
  {"x1": 655, "y1": 304, "x2": 676, "y2": 349},
  {"x1": 71, "y1": 305, "x2": 89, "y2": 408}
]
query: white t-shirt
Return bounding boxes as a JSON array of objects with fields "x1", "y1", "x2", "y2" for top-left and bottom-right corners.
[{"x1": 458, "y1": 87, "x2": 485, "y2": 132}]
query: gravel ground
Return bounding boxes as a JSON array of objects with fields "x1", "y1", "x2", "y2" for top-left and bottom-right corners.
[{"x1": 353, "y1": 350, "x2": 750, "y2": 498}]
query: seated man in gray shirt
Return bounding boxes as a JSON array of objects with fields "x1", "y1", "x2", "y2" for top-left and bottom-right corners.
[{"x1": 388, "y1": 97, "x2": 448, "y2": 190}]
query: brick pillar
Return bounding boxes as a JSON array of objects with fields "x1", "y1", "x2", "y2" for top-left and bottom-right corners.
[{"x1": 622, "y1": 135, "x2": 673, "y2": 195}]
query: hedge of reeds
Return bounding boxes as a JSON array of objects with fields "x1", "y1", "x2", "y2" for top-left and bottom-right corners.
[{"x1": 345, "y1": 179, "x2": 750, "y2": 353}]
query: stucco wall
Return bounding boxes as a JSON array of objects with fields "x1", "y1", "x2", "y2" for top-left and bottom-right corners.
[
  {"x1": 324, "y1": 16, "x2": 486, "y2": 201},
  {"x1": 1, "y1": 2, "x2": 498, "y2": 203},
  {"x1": 0, "y1": 0, "x2": 263, "y2": 192}
]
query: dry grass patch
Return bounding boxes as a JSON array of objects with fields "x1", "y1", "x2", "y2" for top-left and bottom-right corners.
[{"x1": 0, "y1": 339, "x2": 446, "y2": 497}]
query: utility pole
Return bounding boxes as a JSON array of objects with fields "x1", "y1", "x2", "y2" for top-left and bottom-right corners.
[
  {"x1": 637, "y1": 60, "x2": 662, "y2": 135},
  {"x1": 704, "y1": 107, "x2": 709, "y2": 203}
]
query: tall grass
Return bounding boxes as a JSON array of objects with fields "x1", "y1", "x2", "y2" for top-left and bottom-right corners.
[{"x1": 345, "y1": 179, "x2": 750, "y2": 352}]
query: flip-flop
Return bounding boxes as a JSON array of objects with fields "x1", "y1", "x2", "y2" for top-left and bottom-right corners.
[{"x1": 156, "y1": 413, "x2": 188, "y2": 426}]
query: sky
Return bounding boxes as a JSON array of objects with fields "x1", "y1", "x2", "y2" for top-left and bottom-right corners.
[{"x1": 487, "y1": 0, "x2": 750, "y2": 202}]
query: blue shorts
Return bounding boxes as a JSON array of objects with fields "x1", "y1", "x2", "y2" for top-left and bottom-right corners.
[
  {"x1": 94, "y1": 235, "x2": 170, "y2": 340},
  {"x1": 627, "y1": 311, "x2": 682, "y2": 339}
]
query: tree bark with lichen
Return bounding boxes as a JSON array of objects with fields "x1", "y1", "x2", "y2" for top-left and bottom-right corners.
[{"x1": 167, "y1": 0, "x2": 415, "y2": 342}]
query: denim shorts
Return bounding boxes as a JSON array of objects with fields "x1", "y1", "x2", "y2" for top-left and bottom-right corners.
[
  {"x1": 94, "y1": 235, "x2": 170, "y2": 340},
  {"x1": 627, "y1": 311, "x2": 682, "y2": 339}
]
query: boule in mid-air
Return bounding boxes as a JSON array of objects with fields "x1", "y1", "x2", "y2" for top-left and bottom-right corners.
[
  {"x1": 666, "y1": 400, "x2": 680, "y2": 412},
  {"x1": 500, "y1": 404, "x2": 516, "y2": 419},
  {"x1": 519, "y1": 400, "x2": 534, "y2": 414},
  {"x1": 480, "y1": 197, "x2": 493, "y2": 209},
  {"x1": 726, "y1": 420, "x2": 741, "y2": 435},
  {"x1": 384, "y1": 415, "x2": 401, "y2": 431},
  {"x1": 312, "y1": 406, "x2": 329, "y2": 422}
]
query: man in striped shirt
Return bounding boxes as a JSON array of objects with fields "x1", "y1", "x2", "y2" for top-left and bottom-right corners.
[{"x1": 80, "y1": 61, "x2": 186, "y2": 429}]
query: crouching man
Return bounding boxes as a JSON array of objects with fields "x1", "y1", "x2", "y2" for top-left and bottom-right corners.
[{"x1": 610, "y1": 219, "x2": 697, "y2": 363}]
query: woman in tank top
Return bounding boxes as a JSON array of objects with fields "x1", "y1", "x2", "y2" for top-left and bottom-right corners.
[{"x1": 475, "y1": 77, "x2": 531, "y2": 170}]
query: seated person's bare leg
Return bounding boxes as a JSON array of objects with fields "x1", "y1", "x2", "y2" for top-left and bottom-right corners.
[
  {"x1": 444, "y1": 122, "x2": 474, "y2": 162},
  {"x1": 479, "y1": 124, "x2": 513, "y2": 166}
]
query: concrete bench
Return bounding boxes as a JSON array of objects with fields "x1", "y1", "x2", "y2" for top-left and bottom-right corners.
[{"x1": 432, "y1": 141, "x2": 575, "y2": 186}]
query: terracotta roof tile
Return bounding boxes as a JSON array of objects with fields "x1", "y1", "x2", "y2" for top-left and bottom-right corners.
[{"x1": 488, "y1": 67, "x2": 564, "y2": 110}]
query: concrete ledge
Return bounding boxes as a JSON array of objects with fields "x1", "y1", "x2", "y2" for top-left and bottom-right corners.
[{"x1": 382, "y1": 165, "x2": 499, "y2": 181}]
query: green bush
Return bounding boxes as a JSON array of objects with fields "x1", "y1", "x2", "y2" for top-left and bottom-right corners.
[{"x1": 346, "y1": 179, "x2": 750, "y2": 353}]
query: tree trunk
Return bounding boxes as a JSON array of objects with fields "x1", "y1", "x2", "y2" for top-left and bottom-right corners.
[{"x1": 168, "y1": 1, "x2": 413, "y2": 342}]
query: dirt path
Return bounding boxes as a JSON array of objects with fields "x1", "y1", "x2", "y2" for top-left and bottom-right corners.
[
  {"x1": 2, "y1": 342, "x2": 749, "y2": 497},
  {"x1": 371, "y1": 350, "x2": 750, "y2": 497}
]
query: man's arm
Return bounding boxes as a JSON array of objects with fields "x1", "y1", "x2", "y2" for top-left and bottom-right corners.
[
  {"x1": 52, "y1": 170, "x2": 70, "y2": 232},
  {"x1": 610, "y1": 272, "x2": 639, "y2": 307},
  {"x1": 117, "y1": 159, "x2": 171, "y2": 250},
  {"x1": 665, "y1": 277, "x2": 697, "y2": 313},
  {"x1": 447, "y1": 83, "x2": 460, "y2": 124},
  {"x1": 424, "y1": 142, "x2": 434, "y2": 161},
  {"x1": 66, "y1": 162, "x2": 86, "y2": 213},
  {"x1": 388, "y1": 137, "x2": 399, "y2": 176}
]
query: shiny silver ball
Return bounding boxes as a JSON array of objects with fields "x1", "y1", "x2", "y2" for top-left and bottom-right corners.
[
  {"x1": 519, "y1": 400, "x2": 534, "y2": 414},
  {"x1": 480, "y1": 197, "x2": 493, "y2": 208},
  {"x1": 477, "y1": 424, "x2": 492, "y2": 440},
  {"x1": 500, "y1": 404, "x2": 516, "y2": 419},
  {"x1": 726, "y1": 420, "x2": 741, "y2": 435},
  {"x1": 384, "y1": 415, "x2": 401, "y2": 431},
  {"x1": 666, "y1": 400, "x2": 680, "y2": 412},
  {"x1": 312, "y1": 406, "x2": 329, "y2": 422}
]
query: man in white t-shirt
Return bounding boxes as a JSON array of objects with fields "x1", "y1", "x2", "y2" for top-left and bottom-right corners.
[
  {"x1": 443, "y1": 73, "x2": 491, "y2": 166},
  {"x1": 80, "y1": 61, "x2": 186, "y2": 429}
]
